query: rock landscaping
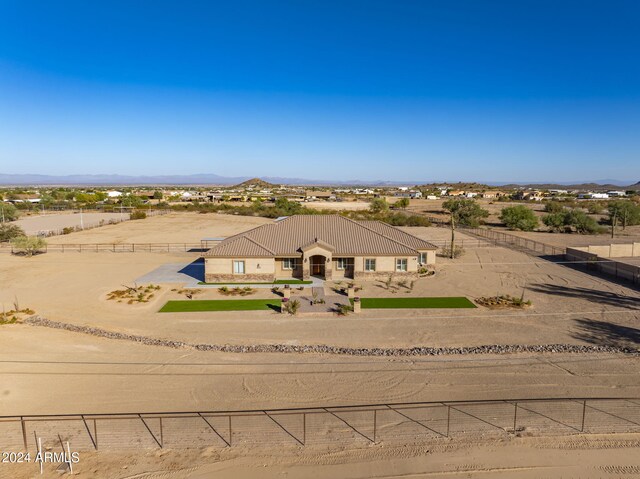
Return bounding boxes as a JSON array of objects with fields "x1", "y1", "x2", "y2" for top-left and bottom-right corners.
[{"x1": 25, "y1": 316, "x2": 639, "y2": 356}]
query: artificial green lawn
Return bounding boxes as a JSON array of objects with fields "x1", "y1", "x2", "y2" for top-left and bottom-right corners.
[
  {"x1": 197, "y1": 280, "x2": 312, "y2": 285},
  {"x1": 160, "y1": 299, "x2": 282, "y2": 312},
  {"x1": 358, "y1": 297, "x2": 476, "y2": 309}
]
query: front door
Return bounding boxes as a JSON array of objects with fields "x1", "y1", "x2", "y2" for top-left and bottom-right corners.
[{"x1": 310, "y1": 255, "x2": 326, "y2": 278}]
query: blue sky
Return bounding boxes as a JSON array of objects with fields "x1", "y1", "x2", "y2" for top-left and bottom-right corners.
[{"x1": 0, "y1": 1, "x2": 639, "y2": 183}]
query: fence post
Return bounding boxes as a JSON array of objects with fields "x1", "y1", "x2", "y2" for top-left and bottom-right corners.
[
  {"x1": 228, "y1": 416, "x2": 232, "y2": 446},
  {"x1": 581, "y1": 400, "x2": 586, "y2": 432},
  {"x1": 21, "y1": 416, "x2": 27, "y2": 450},
  {"x1": 373, "y1": 409, "x2": 377, "y2": 443},
  {"x1": 446, "y1": 405, "x2": 451, "y2": 437},
  {"x1": 513, "y1": 402, "x2": 518, "y2": 433}
]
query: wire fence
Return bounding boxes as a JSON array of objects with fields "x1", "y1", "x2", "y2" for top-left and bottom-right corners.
[
  {"x1": 460, "y1": 227, "x2": 567, "y2": 256},
  {"x1": 0, "y1": 242, "x2": 207, "y2": 254},
  {"x1": 29, "y1": 209, "x2": 172, "y2": 238},
  {"x1": 1, "y1": 398, "x2": 638, "y2": 452}
]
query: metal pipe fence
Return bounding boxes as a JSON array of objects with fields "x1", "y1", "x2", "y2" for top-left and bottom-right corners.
[{"x1": 1, "y1": 398, "x2": 638, "y2": 452}]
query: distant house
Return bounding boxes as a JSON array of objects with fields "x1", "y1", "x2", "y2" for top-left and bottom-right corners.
[
  {"x1": 107, "y1": 190, "x2": 123, "y2": 198},
  {"x1": 305, "y1": 190, "x2": 335, "y2": 201},
  {"x1": 204, "y1": 215, "x2": 437, "y2": 282},
  {"x1": 7, "y1": 194, "x2": 41, "y2": 204},
  {"x1": 394, "y1": 190, "x2": 422, "y2": 199},
  {"x1": 607, "y1": 191, "x2": 626, "y2": 197},
  {"x1": 481, "y1": 191, "x2": 506, "y2": 199},
  {"x1": 578, "y1": 192, "x2": 609, "y2": 199}
]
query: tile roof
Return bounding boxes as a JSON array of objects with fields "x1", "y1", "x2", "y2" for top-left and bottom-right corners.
[{"x1": 206, "y1": 215, "x2": 437, "y2": 257}]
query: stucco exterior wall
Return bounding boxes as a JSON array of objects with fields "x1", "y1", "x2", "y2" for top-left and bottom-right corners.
[
  {"x1": 204, "y1": 257, "x2": 275, "y2": 282},
  {"x1": 274, "y1": 258, "x2": 303, "y2": 279}
]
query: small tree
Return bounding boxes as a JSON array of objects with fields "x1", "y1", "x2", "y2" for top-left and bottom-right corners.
[
  {"x1": 608, "y1": 200, "x2": 640, "y2": 235},
  {"x1": 543, "y1": 201, "x2": 564, "y2": 214},
  {"x1": 11, "y1": 236, "x2": 46, "y2": 256},
  {"x1": 394, "y1": 197, "x2": 410, "y2": 209},
  {"x1": 369, "y1": 198, "x2": 389, "y2": 214},
  {"x1": 542, "y1": 212, "x2": 566, "y2": 232},
  {"x1": 442, "y1": 199, "x2": 489, "y2": 259},
  {"x1": 153, "y1": 190, "x2": 163, "y2": 200},
  {"x1": 565, "y1": 209, "x2": 602, "y2": 234},
  {"x1": 0, "y1": 203, "x2": 19, "y2": 222},
  {"x1": 499, "y1": 205, "x2": 539, "y2": 231},
  {"x1": 0, "y1": 223, "x2": 25, "y2": 242}
]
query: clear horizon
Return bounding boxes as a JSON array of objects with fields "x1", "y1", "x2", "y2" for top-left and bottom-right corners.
[{"x1": 1, "y1": 1, "x2": 639, "y2": 182}]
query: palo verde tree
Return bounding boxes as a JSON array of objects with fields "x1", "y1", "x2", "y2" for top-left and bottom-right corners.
[
  {"x1": 0, "y1": 223, "x2": 25, "y2": 242},
  {"x1": 369, "y1": 197, "x2": 389, "y2": 215},
  {"x1": 607, "y1": 200, "x2": 640, "y2": 237},
  {"x1": 394, "y1": 197, "x2": 410, "y2": 209},
  {"x1": 442, "y1": 198, "x2": 489, "y2": 259},
  {"x1": 499, "y1": 205, "x2": 539, "y2": 231},
  {"x1": 0, "y1": 202, "x2": 19, "y2": 222}
]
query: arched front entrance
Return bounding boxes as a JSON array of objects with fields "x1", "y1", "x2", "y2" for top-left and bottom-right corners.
[{"x1": 309, "y1": 254, "x2": 327, "y2": 278}]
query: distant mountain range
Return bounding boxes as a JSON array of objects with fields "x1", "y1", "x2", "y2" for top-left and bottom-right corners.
[{"x1": 0, "y1": 173, "x2": 637, "y2": 189}]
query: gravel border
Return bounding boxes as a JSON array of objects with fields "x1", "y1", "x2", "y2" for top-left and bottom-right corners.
[{"x1": 24, "y1": 316, "x2": 639, "y2": 356}]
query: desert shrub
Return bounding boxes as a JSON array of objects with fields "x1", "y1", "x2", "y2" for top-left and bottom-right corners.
[
  {"x1": 369, "y1": 198, "x2": 389, "y2": 214},
  {"x1": 0, "y1": 223, "x2": 25, "y2": 242},
  {"x1": 543, "y1": 201, "x2": 564, "y2": 213},
  {"x1": 106, "y1": 284, "x2": 160, "y2": 303},
  {"x1": 130, "y1": 210, "x2": 147, "y2": 220},
  {"x1": 336, "y1": 303, "x2": 353, "y2": 315},
  {"x1": 283, "y1": 299, "x2": 300, "y2": 315},
  {"x1": 475, "y1": 295, "x2": 532, "y2": 309},
  {"x1": 587, "y1": 202, "x2": 605, "y2": 215},
  {"x1": 542, "y1": 212, "x2": 566, "y2": 232},
  {"x1": 543, "y1": 209, "x2": 604, "y2": 234},
  {"x1": 0, "y1": 203, "x2": 19, "y2": 221},
  {"x1": 499, "y1": 205, "x2": 539, "y2": 231},
  {"x1": 11, "y1": 236, "x2": 46, "y2": 256},
  {"x1": 62, "y1": 226, "x2": 75, "y2": 235},
  {"x1": 565, "y1": 209, "x2": 604, "y2": 234},
  {"x1": 439, "y1": 245, "x2": 464, "y2": 258}
]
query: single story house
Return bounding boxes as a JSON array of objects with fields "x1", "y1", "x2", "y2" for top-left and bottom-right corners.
[{"x1": 204, "y1": 215, "x2": 437, "y2": 282}]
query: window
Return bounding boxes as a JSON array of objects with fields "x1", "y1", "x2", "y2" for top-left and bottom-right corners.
[
  {"x1": 233, "y1": 260, "x2": 245, "y2": 274},
  {"x1": 395, "y1": 258, "x2": 408, "y2": 272},
  {"x1": 282, "y1": 258, "x2": 296, "y2": 270},
  {"x1": 336, "y1": 258, "x2": 348, "y2": 270},
  {"x1": 364, "y1": 258, "x2": 376, "y2": 272},
  {"x1": 418, "y1": 252, "x2": 428, "y2": 264}
]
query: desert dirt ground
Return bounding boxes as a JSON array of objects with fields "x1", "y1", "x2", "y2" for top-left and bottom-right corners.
[
  {"x1": 42, "y1": 212, "x2": 272, "y2": 244},
  {"x1": 13, "y1": 212, "x2": 127, "y2": 236},
  {"x1": 4, "y1": 433, "x2": 640, "y2": 479},
  {"x1": 305, "y1": 200, "x2": 371, "y2": 211},
  {"x1": 1, "y1": 213, "x2": 639, "y2": 477}
]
